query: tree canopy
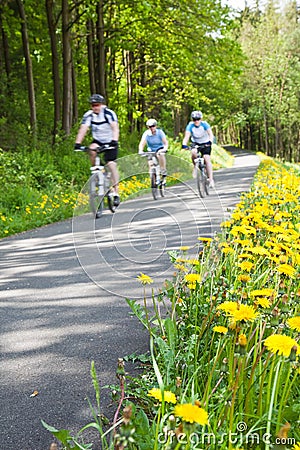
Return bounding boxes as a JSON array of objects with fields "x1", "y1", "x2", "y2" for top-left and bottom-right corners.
[{"x1": 0, "y1": 0, "x2": 299, "y2": 160}]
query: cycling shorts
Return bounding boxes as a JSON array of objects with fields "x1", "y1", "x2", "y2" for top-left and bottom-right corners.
[
  {"x1": 192, "y1": 142, "x2": 211, "y2": 156},
  {"x1": 92, "y1": 139, "x2": 118, "y2": 162}
]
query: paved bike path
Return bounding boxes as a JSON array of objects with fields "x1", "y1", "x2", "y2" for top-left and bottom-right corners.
[{"x1": 0, "y1": 147, "x2": 259, "y2": 450}]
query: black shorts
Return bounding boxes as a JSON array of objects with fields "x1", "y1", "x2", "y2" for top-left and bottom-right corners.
[
  {"x1": 193, "y1": 142, "x2": 212, "y2": 156},
  {"x1": 92, "y1": 139, "x2": 118, "y2": 162}
]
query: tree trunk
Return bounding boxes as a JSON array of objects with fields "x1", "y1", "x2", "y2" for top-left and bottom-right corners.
[
  {"x1": 45, "y1": 0, "x2": 61, "y2": 144},
  {"x1": 87, "y1": 18, "x2": 96, "y2": 94},
  {"x1": 15, "y1": 0, "x2": 37, "y2": 142},
  {"x1": 0, "y1": 5, "x2": 11, "y2": 91},
  {"x1": 62, "y1": 0, "x2": 72, "y2": 135},
  {"x1": 96, "y1": 0, "x2": 106, "y2": 96}
]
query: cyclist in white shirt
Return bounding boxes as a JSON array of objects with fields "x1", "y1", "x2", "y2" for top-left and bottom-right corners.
[{"x1": 74, "y1": 94, "x2": 120, "y2": 206}]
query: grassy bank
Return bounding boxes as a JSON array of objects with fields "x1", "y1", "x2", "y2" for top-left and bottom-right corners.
[
  {"x1": 43, "y1": 157, "x2": 300, "y2": 449},
  {"x1": 0, "y1": 142, "x2": 233, "y2": 239}
]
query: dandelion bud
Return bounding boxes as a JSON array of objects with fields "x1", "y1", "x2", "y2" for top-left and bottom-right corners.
[{"x1": 289, "y1": 345, "x2": 298, "y2": 362}]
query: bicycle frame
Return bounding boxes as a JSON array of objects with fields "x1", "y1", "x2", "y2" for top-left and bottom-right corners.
[
  {"x1": 191, "y1": 144, "x2": 209, "y2": 198},
  {"x1": 75, "y1": 144, "x2": 116, "y2": 217},
  {"x1": 141, "y1": 151, "x2": 166, "y2": 200}
]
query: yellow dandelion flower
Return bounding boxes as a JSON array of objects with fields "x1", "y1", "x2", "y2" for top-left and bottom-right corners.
[
  {"x1": 254, "y1": 297, "x2": 271, "y2": 308},
  {"x1": 292, "y1": 442, "x2": 300, "y2": 450},
  {"x1": 187, "y1": 283, "x2": 197, "y2": 290},
  {"x1": 238, "y1": 261, "x2": 254, "y2": 272},
  {"x1": 179, "y1": 246, "x2": 190, "y2": 251},
  {"x1": 217, "y1": 301, "x2": 238, "y2": 315},
  {"x1": 213, "y1": 326, "x2": 228, "y2": 334},
  {"x1": 184, "y1": 273, "x2": 201, "y2": 284},
  {"x1": 231, "y1": 304, "x2": 259, "y2": 322},
  {"x1": 250, "y1": 288, "x2": 274, "y2": 297},
  {"x1": 197, "y1": 237, "x2": 212, "y2": 242},
  {"x1": 264, "y1": 334, "x2": 299, "y2": 357},
  {"x1": 276, "y1": 264, "x2": 296, "y2": 277},
  {"x1": 148, "y1": 387, "x2": 177, "y2": 404},
  {"x1": 174, "y1": 264, "x2": 188, "y2": 272},
  {"x1": 287, "y1": 317, "x2": 300, "y2": 332},
  {"x1": 137, "y1": 273, "x2": 153, "y2": 285},
  {"x1": 238, "y1": 274, "x2": 251, "y2": 283},
  {"x1": 174, "y1": 403, "x2": 208, "y2": 425},
  {"x1": 222, "y1": 247, "x2": 235, "y2": 254},
  {"x1": 238, "y1": 334, "x2": 247, "y2": 346}
]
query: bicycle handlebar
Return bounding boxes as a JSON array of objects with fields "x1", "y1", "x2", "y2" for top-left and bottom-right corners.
[
  {"x1": 140, "y1": 149, "x2": 165, "y2": 157},
  {"x1": 74, "y1": 144, "x2": 115, "y2": 153}
]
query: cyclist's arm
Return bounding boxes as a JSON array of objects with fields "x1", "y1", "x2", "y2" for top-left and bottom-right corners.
[
  {"x1": 75, "y1": 124, "x2": 89, "y2": 145},
  {"x1": 207, "y1": 128, "x2": 214, "y2": 143},
  {"x1": 138, "y1": 137, "x2": 147, "y2": 154},
  {"x1": 110, "y1": 120, "x2": 119, "y2": 141},
  {"x1": 182, "y1": 130, "x2": 191, "y2": 147},
  {"x1": 162, "y1": 136, "x2": 168, "y2": 151}
]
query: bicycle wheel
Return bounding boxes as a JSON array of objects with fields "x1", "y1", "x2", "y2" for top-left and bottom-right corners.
[
  {"x1": 196, "y1": 165, "x2": 206, "y2": 198},
  {"x1": 204, "y1": 170, "x2": 210, "y2": 196},
  {"x1": 106, "y1": 190, "x2": 116, "y2": 213},
  {"x1": 151, "y1": 171, "x2": 158, "y2": 200},
  {"x1": 89, "y1": 172, "x2": 104, "y2": 217},
  {"x1": 159, "y1": 179, "x2": 165, "y2": 197}
]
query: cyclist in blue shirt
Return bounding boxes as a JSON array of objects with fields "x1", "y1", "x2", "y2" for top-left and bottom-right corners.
[
  {"x1": 138, "y1": 119, "x2": 168, "y2": 178},
  {"x1": 182, "y1": 110, "x2": 215, "y2": 188}
]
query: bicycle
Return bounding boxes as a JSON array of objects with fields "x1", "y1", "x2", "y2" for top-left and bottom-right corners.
[
  {"x1": 75, "y1": 144, "x2": 117, "y2": 218},
  {"x1": 140, "y1": 149, "x2": 166, "y2": 200},
  {"x1": 191, "y1": 143, "x2": 210, "y2": 198}
]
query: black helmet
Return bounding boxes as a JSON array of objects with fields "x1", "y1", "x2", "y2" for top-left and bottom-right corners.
[
  {"x1": 89, "y1": 94, "x2": 105, "y2": 104},
  {"x1": 191, "y1": 110, "x2": 203, "y2": 120}
]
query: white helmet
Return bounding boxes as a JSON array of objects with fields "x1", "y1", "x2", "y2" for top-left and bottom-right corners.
[
  {"x1": 146, "y1": 118, "x2": 157, "y2": 127},
  {"x1": 191, "y1": 110, "x2": 203, "y2": 120}
]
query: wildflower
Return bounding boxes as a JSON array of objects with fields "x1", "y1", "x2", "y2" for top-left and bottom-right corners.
[
  {"x1": 238, "y1": 334, "x2": 247, "y2": 346},
  {"x1": 197, "y1": 237, "x2": 212, "y2": 242},
  {"x1": 292, "y1": 443, "x2": 300, "y2": 450},
  {"x1": 148, "y1": 388, "x2": 177, "y2": 404},
  {"x1": 222, "y1": 246, "x2": 234, "y2": 254},
  {"x1": 213, "y1": 326, "x2": 228, "y2": 334},
  {"x1": 238, "y1": 274, "x2": 250, "y2": 283},
  {"x1": 231, "y1": 304, "x2": 259, "y2": 322},
  {"x1": 276, "y1": 264, "x2": 296, "y2": 277},
  {"x1": 238, "y1": 261, "x2": 254, "y2": 272},
  {"x1": 250, "y1": 288, "x2": 275, "y2": 297},
  {"x1": 184, "y1": 274, "x2": 201, "y2": 284},
  {"x1": 179, "y1": 246, "x2": 190, "y2": 251},
  {"x1": 174, "y1": 403, "x2": 208, "y2": 425},
  {"x1": 286, "y1": 316, "x2": 300, "y2": 332},
  {"x1": 137, "y1": 273, "x2": 153, "y2": 285},
  {"x1": 217, "y1": 301, "x2": 238, "y2": 315},
  {"x1": 264, "y1": 334, "x2": 299, "y2": 357},
  {"x1": 254, "y1": 297, "x2": 271, "y2": 308},
  {"x1": 174, "y1": 264, "x2": 188, "y2": 272}
]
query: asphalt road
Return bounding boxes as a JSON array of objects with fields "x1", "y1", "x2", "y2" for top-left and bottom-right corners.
[{"x1": 0, "y1": 147, "x2": 259, "y2": 450}]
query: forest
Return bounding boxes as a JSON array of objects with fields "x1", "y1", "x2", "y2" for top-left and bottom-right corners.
[{"x1": 0, "y1": 0, "x2": 299, "y2": 161}]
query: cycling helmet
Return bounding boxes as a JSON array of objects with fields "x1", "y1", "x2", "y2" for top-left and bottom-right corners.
[
  {"x1": 146, "y1": 118, "x2": 157, "y2": 127},
  {"x1": 89, "y1": 94, "x2": 105, "y2": 104},
  {"x1": 191, "y1": 110, "x2": 203, "y2": 120}
]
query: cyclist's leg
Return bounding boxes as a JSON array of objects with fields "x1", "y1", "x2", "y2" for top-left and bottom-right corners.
[
  {"x1": 105, "y1": 147, "x2": 120, "y2": 206},
  {"x1": 202, "y1": 144, "x2": 214, "y2": 187},
  {"x1": 89, "y1": 141, "x2": 100, "y2": 165},
  {"x1": 157, "y1": 153, "x2": 167, "y2": 175},
  {"x1": 191, "y1": 147, "x2": 198, "y2": 178}
]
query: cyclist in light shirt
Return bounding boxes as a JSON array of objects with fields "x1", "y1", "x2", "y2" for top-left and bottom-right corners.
[
  {"x1": 74, "y1": 94, "x2": 120, "y2": 207},
  {"x1": 138, "y1": 119, "x2": 168, "y2": 178},
  {"x1": 182, "y1": 110, "x2": 215, "y2": 188}
]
